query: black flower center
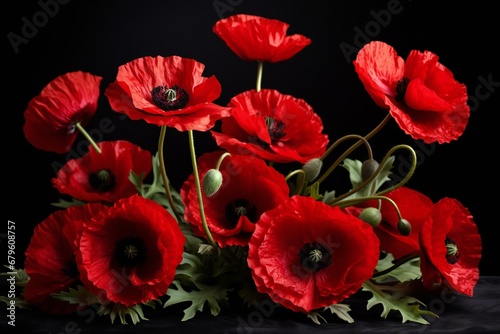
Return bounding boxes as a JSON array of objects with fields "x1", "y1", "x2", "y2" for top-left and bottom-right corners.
[
  {"x1": 265, "y1": 117, "x2": 286, "y2": 142},
  {"x1": 395, "y1": 77, "x2": 410, "y2": 102},
  {"x1": 299, "y1": 242, "x2": 332, "y2": 272},
  {"x1": 114, "y1": 236, "x2": 148, "y2": 267},
  {"x1": 445, "y1": 236, "x2": 460, "y2": 264},
  {"x1": 62, "y1": 256, "x2": 79, "y2": 277},
  {"x1": 88, "y1": 169, "x2": 115, "y2": 192},
  {"x1": 225, "y1": 198, "x2": 258, "y2": 227},
  {"x1": 151, "y1": 85, "x2": 189, "y2": 111}
]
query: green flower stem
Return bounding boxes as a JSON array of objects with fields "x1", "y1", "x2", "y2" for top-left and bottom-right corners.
[
  {"x1": 284, "y1": 169, "x2": 306, "y2": 195},
  {"x1": 256, "y1": 61, "x2": 263, "y2": 92},
  {"x1": 325, "y1": 144, "x2": 416, "y2": 206},
  {"x1": 188, "y1": 130, "x2": 217, "y2": 249},
  {"x1": 157, "y1": 125, "x2": 183, "y2": 223},
  {"x1": 374, "y1": 144, "x2": 417, "y2": 196},
  {"x1": 371, "y1": 253, "x2": 420, "y2": 278},
  {"x1": 335, "y1": 195, "x2": 403, "y2": 221},
  {"x1": 215, "y1": 152, "x2": 232, "y2": 170},
  {"x1": 317, "y1": 113, "x2": 391, "y2": 186},
  {"x1": 316, "y1": 134, "x2": 373, "y2": 185},
  {"x1": 75, "y1": 122, "x2": 101, "y2": 154}
]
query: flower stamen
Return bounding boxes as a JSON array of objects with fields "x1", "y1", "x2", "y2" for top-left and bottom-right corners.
[
  {"x1": 445, "y1": 237, "x2": 460, "y2": 264},
  {"x1": 395, "y1": 77, "x2": 409, "y2": 102},
  {"x1": 151, "y1": 85, "x2": 189, "y2": 111},
  {"x1": 309, "y1": 249, "x2": 323, "y2": 263},
  {"x1": 88, "y1": 169, "x2": 116, "y2": 192}
]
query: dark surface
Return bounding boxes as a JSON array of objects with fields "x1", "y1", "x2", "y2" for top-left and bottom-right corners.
[{"x1": 1, "y1": 276, "x2": 499, "y2": 333}]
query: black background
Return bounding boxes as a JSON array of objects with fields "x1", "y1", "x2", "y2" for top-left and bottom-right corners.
[{"x1": 4, "y1": 0, "x2": 498, "y2": 291}]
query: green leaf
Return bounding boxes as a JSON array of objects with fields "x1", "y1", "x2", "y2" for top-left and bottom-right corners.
[
  {"x1": 341, "y1": 156, "x2": 395, "y2": 198},
  {"x1": 50, "y1": 198, "x2": 86, "y2": 208},
  {"x1": 163, "y1": 280, "x2": 232, "y2": 321},
  {"x1": 324, "y1": 303, "x2": 355, "y2": 323},
  {"x1": 1, "y1": 266, "x2": 30, "y2": 287},
  {"x1": 0, "y1": 296, "x2": 32, "y2": 309},
  {"x1": 129, "y1": 170, "x2": 145, "y2": 194},
  {"x1": 51, "y1": 285, "x2": 100, "y2": 306},
  {"x1": 374, "y1": 253, "x2": 422, "y2": 283},
  {"x1": 306, "y1": 311, "x2": 326, "y2": 324},
  {"x1": 362, "y1": 280, "x2": 438, "y2": 324},
  {"x1": 97, "y1": 303, "x2": 149, "y2": 325}
]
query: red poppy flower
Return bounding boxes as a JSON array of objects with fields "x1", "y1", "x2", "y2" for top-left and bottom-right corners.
[
  {"x1": 75, "y1": 194, "x2": 185, "y2": 306},
  {"x1": 23, "y1": 71, "x2": 103, "y2": 153},
  {"x1": 105, "y1": 55, "x2": 231, "y2": 132},
  {"x1": 353, "y1": 41, "x2": 469, "y2": 144},
  {"x1": 419, "y1": 198, "x2": 481, "y2": 296},
  {"x1": 213, "y1": 14, "x2": 311, "y2": 62},
  {"x1": 347, "y1": 187, "x2": 434, "y2": 259},
  {"x1": 181, "y1": 151, "x2": 289, "y2": 247},
  {"x1": 23, "y1": 203, "x2": 106, "y2": 314},
  {"x1": 247, "y1": 195, "x2": 380, "y2": 313},
  {"x1": 51, "y1": 140, "x2": 152, "y2": 203},
  {"x1": 211, "y1": 89, "x2": 328, "y2": 164}
]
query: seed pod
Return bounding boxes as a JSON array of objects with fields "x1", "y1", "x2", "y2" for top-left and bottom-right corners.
[
  {"x1": 302, "y1": 158, "x2": 323, "y2": 182},
  {"x1": 359, "y1": 207, "x2": 382, "y2": 227},
  {"x1": 397, "y1": 218, "x2": 412, "y2": 236},
  {"x1": 202, "y1": 169, "x2": 223, "y2": 197},
  {"x1": 361, "y1": 159, "x2": 379, "y2": 182}
]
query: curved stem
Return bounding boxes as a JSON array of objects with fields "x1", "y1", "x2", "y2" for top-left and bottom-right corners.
[
  {"x1": 316, "y1": 113, "x2": 391, "y2": 185},
  {"x1": 256, "y1": 61, "x2": 263, "y2": 92},
  {"x1": 75, "y1": 123, "x2": 101, "y2": 154},
  {"x1": 284, "y1": 169, "x2": 306, "y2": 195},
  {"x1": 325, "y1": 144, "x2": 416, "y2": 206},
  {"x1": 158, "y1": 125, "x2": 183, "y2": 223},
  {"x1": 375, "y1": 144, "x2": 417, "y2": 196},
  {"x1": 188, "y1": 130, "x2": 217, "y2": 249},
  {"x1": 215, "y1": 152, "x2": 232, "y2": 170},
  {"x1": 317, "y1": 134, "x2": 373, "y2": 185},
  {"x1": 335, "y1": 195, "x2": 403, "y2": 221}
]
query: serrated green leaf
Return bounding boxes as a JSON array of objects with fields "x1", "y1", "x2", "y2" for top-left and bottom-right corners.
[
  {"x1": 324, "y1": 303, "x2": 355, "y2": 323},
  {"x1": 97, "y1": 303, "x2": 149, "y2": 325},
  {"x1": 129, "y1": 170, "x2": 145, "y2": 194},
  {"x1": 164, "y1": 280, "x2": 231, "y2": 321},
  {"x1": 0, "y1": 296, "x2": 32, "y2": 309},
  {"x1": 307, "y1": 311, "x2": 326, "y2": 324},
  {"x1": 1, "y1": 266, "x2": 30, "y2": 287},
  {"x1": 341, "y1": 156, "x2": 395, "y2": 198},
  {"x1": 51, "y1": 285, "x2": 100, "y2": 306},
  {"x1": 50, "y1": 198, "x2": 86, "y2": 208},
  {"x1": 362, "y1": 280, "x2": 438, "y2": 324},
  {"x1": 308, "y1": 181, "x2": 323, "y2": 200},
  {"x1": 374, "y1": 253, "x2": 422, "y2": 283}
]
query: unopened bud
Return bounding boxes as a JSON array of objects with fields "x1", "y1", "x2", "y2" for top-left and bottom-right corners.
[
  {"x1": 361, "y1": 159, "x2": 380, "y2": 182},
  {"x1": 302, "y1": 158, "x2": 323, "y2": 182},
  {"x1": 202, "y1": 169, "x2": 223, "y2": 197},
  {"x1": 397, "y1": 218, "x2": 412, "y2": 236},
  {"x1": 359, "y1": 207, "x2": 382, "y2": 227}
]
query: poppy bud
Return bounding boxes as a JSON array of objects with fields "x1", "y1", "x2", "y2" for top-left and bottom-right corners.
[
  {"x1": 397, "y1": 218, "x2": 412, "y2": 236},
  {"x1": 302, "y1": 158, "x2": 323, "y2": 182},
  {"x1": 202, "y1": 169, "x2": 223, "y2": 197},
  {"x1": 361, "y1": 159, "x2": 379, "y2": 182},
  {"x1": 359, "y1": 207, "x2": 382, "y2": 227}
]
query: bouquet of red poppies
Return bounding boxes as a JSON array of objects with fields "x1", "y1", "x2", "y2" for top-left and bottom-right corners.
[{"x1": 3, "y1": 14, "x2": 481, "y2": 326}]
